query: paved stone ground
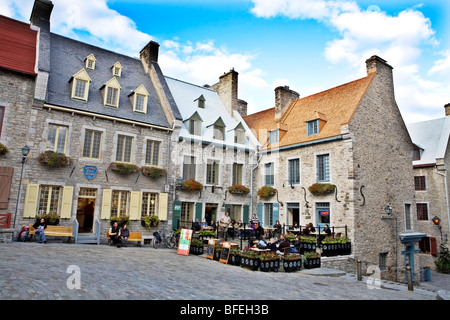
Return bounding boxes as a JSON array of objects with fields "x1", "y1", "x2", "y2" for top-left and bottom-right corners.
[{"x1": 0, "y1": 242, "x2": 447, "y2": 302}]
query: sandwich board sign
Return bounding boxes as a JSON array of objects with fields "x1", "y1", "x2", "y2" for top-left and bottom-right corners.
[
  {"x1": 219, "y1": 242, "x2": 231, "y2": 264},
  {"x1": 177, "y1": 228, "x2": 192, "y2": 256},
  {"x1": 206, "y1": 239, "x2": 215, "y2": 260}
]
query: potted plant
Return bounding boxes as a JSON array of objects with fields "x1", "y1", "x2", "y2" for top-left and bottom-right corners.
[
  {"x1": 38, "y1": 151, "x2": 72, "y2": 168},
  {"x1": 282, "y1": 253, "x2": 302, "y2": 272},
  {"x1": 108, "y1": 162, "x2": 140, "y2": 175},
  {"x1": 308, "y1": 183, "x2": 335, "y2": 195},
  {"x1": 0, "y1": 143, "x2": 9, "y2": 156},
  {"x1": 257, "y1": 186, "x2": 276, "y2": 198},
  {"x1": 300, "y1": 236, "x2": 317, "y2": 253},
  {"x1": 259, "y1": 252, "x2": 281, "y2": 272},
  {"x1": 181, "y1": 179, "x2": 204, "y2": 192},
  {"x1": 321, "y1": 237, "x2": 338, "y2": 257},
  {"x1": 229, "y1": 248, "x2": 242, "y2": 266},
  {"x1": 240, "y1": 249, "x2": 260, "y2": 271},
  {"x1": 189, "y1": 239, "x2": 204, "y2": 255},
  {"x1": 435, "y1": 250, "x2": 450, "y2": 274},
  {"x1": 141, "y1": 215, "x2": 160, "y2": 229},
  {"x1": 36, "y1": 213, "x2": 60, "y2": 225},
  {"x1": 303, "y1": 251, "x2": 321, "y2": 269},
  {"x1": 336, "y1": 236, "x2": 351, "y2": 255},
  {"x1": 228, "y1": 184, "x2": 250, "y2": 195},
  {"x1": 141, "y1": 165, "x2": 167, "y2": 179},
  {"x1": 110, "y1": 215, "x2": 129, "y2": 227}
]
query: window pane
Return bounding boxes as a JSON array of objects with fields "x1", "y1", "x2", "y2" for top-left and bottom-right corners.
[
  {"x1": 56, "y1": 126, "x2": 67, "y2": 153},
  {"x1": 46, "y1": 124, "x2": 57, "y2": 151},
  {"x1": 116, "y1": 135, "x2": 132, "y2": 162},
  {"x1": 207, "y1": 162, "x2": 219, "y2": 184},
  {"x1": 135, "y1": 94, "x2": 145, "y2": 112},
  {"x1": 141, "y1": 193, "x2": 158, "y2": 217},
  {"x1": 233, "y1": 163, "x2": 243, "y2": 185},
  {"x1": 417, "y1": 203, "x2": 428, "y2": 220},
  {"x1": 111, "y1": 190, "x2": 129, "y2": 217},
  {"x1": 317, "y1": 154, "x2": 330, "y2": 182},
  {"x1": 288, "y1": 159, "x2": 300, "y2": 184},
  {"x1": 38, "y1": 186, "x2": 61, "y2": 215},
  {"x1": 106, "y1": 87, "x2": 118, "y2": 106},
  {"x1": 74, "y1": 80, "x2": 87, "y2": 99},
  {"x1": 265, "y1": 163, "x2": 274, "y2": 185},
  {"x1": 317, "y1": 202, "x2": 330, "y2": 224}
]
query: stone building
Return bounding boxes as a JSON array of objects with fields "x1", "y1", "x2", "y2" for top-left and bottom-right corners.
[
  {"x1": 244, "y1": 56, "x2": 422, "y2": 282},
  {"x1": 12, "y1": 0, "x2": 182, "y2": 242},
  {"x1": 0, "y1": 14, "x2": 38, "y2": 242},
  {"x1": 407, "y1": 104, "x2": 450, "y2": 270},
  {"x1": 165, "y1": 70, "x2": 258, "y2": 229}
]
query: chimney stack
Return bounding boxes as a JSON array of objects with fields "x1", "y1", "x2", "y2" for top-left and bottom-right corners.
[
  {"x1": 140, "y1": 41, "x2": 160, "y2": 70},
  {"x1": 445, "y1": 103, "x2": 450, "y2": 116},
  {"x1": 30, "y1": 0, "x2": 53, "y2": 28},
  {"x1": 274, "y1": 86, "x2": 299, "y2": 121},
  {"x1": 211, "y1": 69, "x2": 246, "y2": 117}
]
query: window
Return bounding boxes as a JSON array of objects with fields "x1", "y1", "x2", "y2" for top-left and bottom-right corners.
[
  {"x1": 264, "y1": 163, "x2": 274, "y2": 186},
  {"x1": 70, "y1": 69, "x2": 91, "y2": 101},
  {"x1": 0, "y1": 106, "x2": 4, "y2": 137},
  {"x1": 379, "y1": 253, "x2": 388, "y2": 270},
  {"x1": 419, "y1": 237, "x2": 438, "y2": 256},
  {"x1": 269, "y1": 129, "x2": 279, "y2": 144},
  {"x1": 183, "y1": 156, "x2": 196, "y2": 180},
  {"x1": 288, "y1": 159, "x2": 300, "y2": 185},
  {"x1": 106, "y1": 87, "x2": 119, "y2": 107},
  {"x1": 264, "y1": 203, "x2": 274, "y2": 226},
  {"x1": 46, "y1": 124, "x2": 68, "y2": 154},
  {"x1": 141, "y1": 192, "x2": 158, "y2": 217},
  {"x1": 130, "y1": 85, "x2": 149, "y2": 113},
  {"x1": 316, "y1": 202, "x2": 330, "y2": 225},
  {"x1": 235, "y1": 128, "x2": 245, "y2": 144},
  {"x1": 181, "y1": 202, "x2": 194, "y2": 223},
  {"x1": 405, "y1": 204, "x2": 412, "y2": 230},
  {"x1": 116, "y1": 135, "x2": 133, "y2": 162},
  {"x1": 196, "y1": 95, "x2": 205, "y2": 109},
  {"x1": 85, "y1": 54, "x2": 96, "y2": 70},
  {"x1": 145, "y1": 140, "x2": 160, "y2": 166},
  {"x1": 317, "y1": 154, "x2": 330, "y2": 182},
  {"x1": 307, "y1": 120, "x2": 319, "y2": 136},
  {"x1": 416, "y1": 203, "x2": 428, "y2": 220},
  {"x1": 112, "y1": 62, "x2": 122, "y2": 77},
  {"x1": 189, "y1": 119, "x2": 202, "y2": 136},
  {"x1": 206, "y1": 161, "x2": 219, "y2": 185},
  {"x1": 111, "y1": 190, "x2": 129, "y2": 217},
  {"x1": 414, "y1": 176, "x2": 426, "y2": 191},
  {"x1": 232, "y1": 163, "x2": 243, "y2": 185},
  {"x1": 213, "y1": 125, "x2": 225, "y2": 140},
  {"x1": 82, "y1": 130, "x2": 102, "y2": 159},
  {"x1": 102, "y1": 78, "x2": 121, "y2": 107},
  {"x1": 38, "y1": 186, "x2": 62, "y2": 215},
  {"x1": 135, "y1": 94, "x2": 146, "y2": 112}
]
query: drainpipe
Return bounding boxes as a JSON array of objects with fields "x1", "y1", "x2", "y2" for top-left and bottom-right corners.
[
  {"x1": 435, "y1": 167, "x2": 450, "y2": 242},
  {"x1": 250, "y1": 147, "x2": 262, "y2": 218}
]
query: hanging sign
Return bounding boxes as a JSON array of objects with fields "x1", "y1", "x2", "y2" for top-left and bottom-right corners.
[
  {"x1": 177, "y1": 228, "x2": 193, "y2": 256},
  {"x1": 206, "y1": 239, "x2": 215, "y2": 260},
  {"x1": 84, "y1": 165, "x2": 97, "y2": 180}
]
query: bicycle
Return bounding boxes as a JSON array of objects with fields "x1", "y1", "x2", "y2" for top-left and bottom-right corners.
[{"x1": 152, "y1": 228, "x2": 177, "y2": 249}]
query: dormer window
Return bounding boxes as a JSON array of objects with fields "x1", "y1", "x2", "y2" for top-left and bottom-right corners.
[
  {"x1": 306, "y1": 111, "x2": 327, "y2": 136},
  {"x1": 307, "y1": 120, "x2": 319, "y2": 136},
  {"x1": 129, "y1": 85, "x2": 149, "y2": 113},
  {"x1": 210, "y1": 117, "x2": 226, "y2": 141},
  {"x1": 187, "y1": 111, "x2": 202, "y2": 136},
  {"x1": 112, "y1": 62, "x2": 122, "y2": 77},
  {"x1": 269, "y1": 129, "x2": 279, "y2": 144},
  {"x1": 232, "y1": 122, "x2": 246, "y2": 144},
  {"x1": 101, "y1": 77, "x2": 122, "y2": 108},
  {"x1": 85, "y1": 54, "x2": 96, "y2": 70},
  {"x1": 195, "y1": 95, "x2": 206, "y2": 108},
  {"x1": 70, "y1": 69, "x2": 91, "y2": 101}
]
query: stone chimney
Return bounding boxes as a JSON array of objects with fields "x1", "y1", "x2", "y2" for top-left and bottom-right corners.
[
  {"x1": 30, "y1": 0, "x2": 53, "y2": 28},
  {"x1": 274, "y1": 86, "x2": 299, "y2": 121},
  {"x1": 445, "y1": 103, "x2": 450, "y2": 116},
  {"x1": 210, "y1": 69, "x2": 248, "y2": 117},
  {"x1": 365, "y1": 55, "x2": 395, "y2": 100},
  {"x1": 140, "y1": 41, "x2": 160, "y2": 71}
]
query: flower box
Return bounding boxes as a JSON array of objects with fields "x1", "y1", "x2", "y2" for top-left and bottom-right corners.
[
  {"x1": 228, "y1": 184, "x2": 250, "y2": 194},
  {"x1": 260, "y1": 259, "x2": 280, "y2": 272},
  {"x1": 240, "y1": 256, "x2": 260, "y2": 271},
  {"x1": 181, "y1": 179, "x2": 204, "y2": 192},
  {"x1": 190, "y1": 241, "x2": 204, "y2": 255},
  {"x1": 229, "y1": 250, "x2": 242, "y2": 266},
  {"x1": 141, "y1": 165, "x2": 167, "y2": 179},
  {"x1": 108, "y1": 162, "x2": 140, "y2": 175},
  {"x1": 308, "y1": 183, "x2": 335, "y2": 195},
  {"x1": 303, "y1": 257, "x2": 321, "y2": 269},
  {"x1": 0, "y1": 143, "x2": 9, "y2": 156},
  {"x1": 38, "y1": 151, "x2": 72, "y2": 168},
  {"x1": 282, "y1": 254, "x2": 302, "y2": 272},
  {"x1": 257, "y1": 186, "x2": 276, "y2": 198}
]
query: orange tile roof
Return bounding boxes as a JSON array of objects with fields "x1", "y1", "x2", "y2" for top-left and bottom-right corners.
[
  {"x1": 0, "y1": 15, "x2": 37, "y2": 76},
  {"x1": 244, "y1": 72, "x2": 375, "y2": 150}
]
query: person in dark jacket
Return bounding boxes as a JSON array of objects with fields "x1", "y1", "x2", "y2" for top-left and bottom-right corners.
[
  {"x1": 119, "y1": 223, "x2": 130, "y2": 248},
  {"x1": 276, "y1": 234, "x2": 291, "y2": 255},
  {"x1": 33, "y1": 218, "x2": 47, "y2": 244},
  {"x1": 109, "y1": 222, "x2": 121, "y2": 246}
]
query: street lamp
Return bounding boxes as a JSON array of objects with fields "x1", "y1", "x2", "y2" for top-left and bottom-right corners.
[
  {"x1": 384, "y1": 205, "x2": 393, "y2": 215},
  {"x1": 13, "y1": 145, "x2": 30, "y2": 230},
  {"x1": 432, "y1": 216, "x2": 441, "y2": 227}
]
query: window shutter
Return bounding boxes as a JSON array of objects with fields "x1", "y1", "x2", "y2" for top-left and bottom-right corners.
[
  {"x1": 23, "y1": 184, "x2": 39, "y2": 218},
  {"x1": 129, "y1": 191, "x2": 142, "y2": 220},
  {"x1": 158, "y1": 193, "x2": 168, "y2": 221},
  {"x1": 0, "y1": 167, "x2": 14, "y2": 209},
  {"x1": 430, "y1": 237, "x2": 438, "y2": 256},
  {"x1": 273, "y1": 203, "x2": 279, "y2": 225},
  {"x1": 101, "y1": 189, "x2": 112, "y2": 219},
  {"x1": 243, "y1": 205, "x2": 249, "y2": 223},
  {"x1": 257, "y1": 202, "x2": 263, "y2": 224},
  {"x1": 60, "y1": 186, "x2": 73, "y2": 219},
  {"x1": 195, "y1": 202, "x2": 203, "y2": 222}
]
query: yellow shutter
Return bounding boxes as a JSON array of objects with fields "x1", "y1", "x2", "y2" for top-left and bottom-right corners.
[
  {"x1": 101, "y1": 189, "x2": 112, "y2": 219},
  {"x1": 129, "y1": 191, "x2": 142, "y2": 220},
  {"x1": 23, "y1": 184, "x2": 39, "y2": 218},
  {"x1": 158, "y1": 193, "x2": 168, "y2": 221},
  {"x1": 60, "y1": 186, "x2": 74, "y2": 219}
]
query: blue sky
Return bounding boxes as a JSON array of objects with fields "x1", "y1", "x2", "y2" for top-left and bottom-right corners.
[{"x1": 1, "y1": 0, "x2": 449, "y2": 123}]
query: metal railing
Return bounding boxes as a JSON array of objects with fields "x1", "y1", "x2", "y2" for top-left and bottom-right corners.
[
  {"x1": 73, "y1": 219, "x2": 79, "y2": 243},
  {"x1": 95, "y1": 218, "x2": 101, "y2": 245}
]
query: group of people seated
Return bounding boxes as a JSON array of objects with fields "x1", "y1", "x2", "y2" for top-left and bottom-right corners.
[{"x1": 109, "y1": 221, "x2": 130, "y2": 248}]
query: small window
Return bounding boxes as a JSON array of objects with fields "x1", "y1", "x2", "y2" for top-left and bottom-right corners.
[
  {"x1": 111, "y1": 190, "x2": 129, "y2": 217},
  {"x1": 307, "y1": 120, "x2": 319, "y2": 136},
  {"x1": 232, "y1": 163, "x2": 243, "y2": 185},
  {"x1": 195, "y1": 95, "x2": 205, "y2": 108},
  {"x1": 269, "y1": 130, "x2": 279, "y2": 144},
  {"x1": 141, "y1": 192, "x2": 158, "y2": 217},
  {"x1": 187, "y1": 112, "x2": 202, "y2": 136},
  {"x1": 288, "y1": 158, "x2": 300, "y2": 185},
  {"x1": 213, "y1": 125, "x2": 225, "y2": 140},
  {"x1": 70, "y1": 69, "x2": 91, "y2": 101},
  {"x1": 317, "y1": 154, "x2": 330, "y2": 182},
  {"x1": 130, "y1": 85, "x2": 149, "y2": 114},
  {"x1": 46, "y1": 124, "x2": 68, "y2": 154},
  {"x1": 235, "y1": 128, "x2": 245, "y2": 144},
  {"x1": 379, "y1": 253, "x2": 388, "y2": 270},
  {"x1": 264, "y1": 163, "x2": 274, "y2": 186},
  {"x1": 82, "y1": 129, "x2": 102, "y2": 159},
  {"x1": 102, "y1": 78, "x2": 122, "y2": 108},
  {"x1": 85, "y1": 54, "x2": 96, "y2": 70},
  {"x1": 145, "y1": 140, "x2": 160, "y2": 166},
  {"x1": 414, "y1": 176, "x2": 426, "y2": 191},
  {"x1": 206, "y1": 161, "x2": 219, "y2": 185},
  {"x1": 38, "y1": 185, "x2": 62, "y2": 215},
  {"x1": 183, "y1": 156, "x2": 196, "y2": 180},
  {"x1": 416, "y1": 203, "x2": 428, "y2": 221},
  {"x1": 116, "y1": 135, "x2": 133, "y2": 163},
  {"x1": 112, "y1": 62, "x2": 122, "y2": 77}
]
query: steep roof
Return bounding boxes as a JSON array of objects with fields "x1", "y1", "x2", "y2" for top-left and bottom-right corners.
[
  {"x1": 45, "y1": 33, "x2": 171, "y2": 128},
  {"x1": 244, "y1": 72, "x2": 375, "y2": 149},
  {"x1": 407, "y1": 116, "x2": 450, "y2": 166},
  {"x1": 0, "y1": 15, "x2": 37, "y2": 76}
]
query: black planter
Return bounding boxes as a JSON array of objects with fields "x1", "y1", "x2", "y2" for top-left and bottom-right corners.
[
  {"x1": 260, "y1": 259, "x2": 280, "y2": 272},
  {"x1": 190, "y1": 246, "x2": 204, "y2": 255},
  {"x1": 240, "y1": 256, "x2": 260, "y2": 271},
  {"x1": 321, "y1": 243, "x2": 337, "y2": 257},
  {"x1": 303, "y1": 257, "x2": 321, "y2": 269},
  {"x1": 300, "y1": 242, "x2": 317, "y2": 254},
  {"x1": 229, "y1": 254, "x2": 241, "y2": 266},
  {"x1": 283, "y1": 258, "x2": 302, "y2": 272}
]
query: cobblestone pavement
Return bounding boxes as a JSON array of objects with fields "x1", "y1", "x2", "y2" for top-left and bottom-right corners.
[{"x1": 0, "y1": 242, "x2": 447, "y2": 302}]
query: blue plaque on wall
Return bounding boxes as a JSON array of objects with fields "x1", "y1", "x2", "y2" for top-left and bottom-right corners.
[{"x1": 84, "y1": 165, "x2": 97, "y2": 180}]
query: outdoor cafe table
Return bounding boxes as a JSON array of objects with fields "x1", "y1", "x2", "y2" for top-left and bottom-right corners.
[{"x1": 250, "y1": 248, "x2": 271, "y2": 253}]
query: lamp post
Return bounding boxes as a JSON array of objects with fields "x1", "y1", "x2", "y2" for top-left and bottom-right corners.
[
  {"x1": 12, "y1": 145, "x2": 30, "y2": 231},
  {"x1": 384, "y1": 205, "x2": 393, "y2": 215},
  {"x1": 432, "y1": 216, "x2": 444, "y2": 244}
]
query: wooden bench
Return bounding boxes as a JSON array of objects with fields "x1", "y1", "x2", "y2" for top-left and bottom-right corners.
[
  {"x1": 29, "y1": 224, "x2": 74, "y2": 243},
  {"x1": 106, "y1": 230, "x2": 142, "y2": 246}
]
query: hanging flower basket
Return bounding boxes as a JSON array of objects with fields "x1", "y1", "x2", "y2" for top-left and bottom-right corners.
[
  {"x1": 141, "y1": 165, "x2": 167, "y2": 179},
  {"x1": 38, "y1": 151, "x2": 72, "y2": 168},
  {"x1": 228, "y1": 184, "x2": 250, "y2": 194},
  {"x1": 0, "y1": 143, "x2": 9, "y2": 156},
  {"x1": 257, "y1": 185, "x2": 276, "y2": 198},
  {"x1": 181, "y1": 179, "x2": 204, "y2": 191},
  {"x1": 308, "y1": 183, "x2": 335, "y2": 195},
  {"x1": 108, "y1": 162, "x2": 140, "y2": 175}
]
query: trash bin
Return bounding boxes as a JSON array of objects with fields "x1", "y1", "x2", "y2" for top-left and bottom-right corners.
[{"x1": 420, "y1": 267, "x2": 431, "y2": 282}]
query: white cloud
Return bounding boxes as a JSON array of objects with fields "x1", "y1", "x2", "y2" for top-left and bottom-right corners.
[{"x1": 429, "y1": 50, "x2": 450, "y2": 75}]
